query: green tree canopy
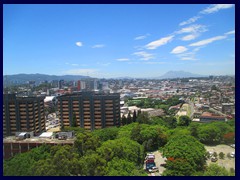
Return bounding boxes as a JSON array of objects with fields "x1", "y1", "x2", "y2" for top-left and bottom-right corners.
[
  {"x1": 162, "y1": 135, "x2": 206, "y2": 175},
  {"x1": 178, "y1": 115, "x2": 191, "y2": 126},
  {"x1": 203, "y1": 164, "x2": 229, "y2": 176}
]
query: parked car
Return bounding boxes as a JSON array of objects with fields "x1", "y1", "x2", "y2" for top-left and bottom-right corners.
[
  {"x1": 146, "y1": 163, "x2": 156, "y2": 170},
  {"x1": 211, "y1": 157, "x2": 218, "y2": 162},
  {"x1": 230, "y1": 152, "x2": 235, "y2": 158},
  {"x1": 148, "y1": 167, "x2": 159, "y2": 173}
]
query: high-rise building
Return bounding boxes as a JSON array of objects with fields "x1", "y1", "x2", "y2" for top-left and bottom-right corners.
[
  {"x1": 81, "y1": 81, "x2": 86, "y2": 90},
  {"x1": 58, "y1": 79, "x2": 64, "y2": 89},
  {"x1": 85, "y1": 79, "x2": 94, "y2": 91},
  {"x1": 3, "y1": 94, "x2": 45, "y2": 137},
  {"x1": 77, "y1": 80, "x2": 81, "y2": 91},
  {"x1": 57, "y1": 92, "x2": 120, "y2": 130}
]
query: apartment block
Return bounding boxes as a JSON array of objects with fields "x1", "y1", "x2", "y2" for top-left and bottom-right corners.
[
  {"x1": 57, "y1": 92, "x2": 120, "y2": 130},
  {"x1": 3, "y1": 94, "x2": 46, "y2": 137}
]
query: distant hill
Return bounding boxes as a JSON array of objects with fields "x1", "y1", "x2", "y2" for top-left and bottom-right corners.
[
  {"x1": 3, "y1": 73, "x2": 91, "y2": 86},
  {"x1": 156, "y1": 71, "x2": 208, "y2": 79}
]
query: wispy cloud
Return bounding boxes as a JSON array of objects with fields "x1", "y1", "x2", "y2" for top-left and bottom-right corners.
[
  {"x1": 200, "y1": 4, "x2": 234, "y2": 14},
  {"x1": 97, "y1": 62, "x2": 111, "y2": 66},
  {"x1": 64, "y1": 68, "x2": 98, "y2": 75},
  {"x1": 92, "y1": 44, "x2": 105, "y2": 48},
  {"x1": 75, "y1": 41, "x2": 83, "y2": 47},
  {"x1": 189, "y1": 35, "x2": 226, "y2": 47},
  {"x1": 181, "y1": 34, "x2": 199, "y2": 41},
  {"x1": 177, "y1": 52, "x2": 197, "y2": 61},
  {"x1": 65, "y1": 62, "x2": 79, "y2": 66},
  {"x1": 145, "y1": 35, "x2": 174, "y2": 50},
  {"x1": 177, "y1": 24, "x2": 207, "y2": 34},
  {"x1": 71, "y1": 64, "x2": 79, "y2": 66},
  {"x1": 143, "y1": 61, "x2": 166, "y2": 65},
  {"x1": 179, "y1": 16, "x2": 201, "y2": 26},
  {"x1": 171, "y1": 46, "x2": 188, "y2": 54},
  {"x1": 133, "y1": 51, "x2": 154, "y2": 60},
  {"x1": 134, "y1": 33, "x2": 150, "y2": 40},
  {"x1": 116, "y1": 58, "x2": 130, "y2": 61},
  {"x1": 225, "y1": 30, "x2": 235, "y2": 35}
]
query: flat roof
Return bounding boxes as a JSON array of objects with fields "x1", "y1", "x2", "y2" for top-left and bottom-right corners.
[{"x1": 3, "y1": 136, "x2": 75, "y2": 144}]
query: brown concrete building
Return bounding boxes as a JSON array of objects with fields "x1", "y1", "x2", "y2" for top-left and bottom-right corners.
[
  {"x1": 199, "y1": 112, "x2": 226, "y2": 123},
  {"x1": 57, "y1": 92, "x2": 120, "y2": 130},
  {"x1": 3, "y1": 135, "x2": 74, "y2": 159},
  {"x1": 3, "y1": 94, "x2": 46, "y2": 137}
]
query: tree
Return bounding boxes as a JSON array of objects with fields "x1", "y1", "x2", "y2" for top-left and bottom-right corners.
[
  {"x1": 74, "y1": 132, "x2": 101, "y2": 156},
  {"x1": 162, "y1": 135, "x2": 206, "y2": 175},
  {"x1": 79, "y1": 153, "x2": 107, "y2": 176},
  {"x1": 219, "y1": 152, "x2": 225, "y2": 159},
  {"x1": 213, "y1": 152, "x2": 218, "y2": 158},
  {"x1": 130, "y1": 123, "x2": 142, "y2": 143},
  {"x1": 188, "y1": 122, "x2": 200, "y2": 138},
  {"x1": 162, "y1": 158, "x2": 196, "y2": 176},
  {"x1": 178, "y1": 115, "x2": 191, "y2": 126},
  {"x1": 127, "y1": 112, "x2": 132, "y2": 124},
  {"x1": 97, "y1": 137, "x2": 144, "y2": 165},
  {"x1": 71, "y1": 112, "x2": 77, "y2": 127},
  {"x1": 132, "y1": 110, "x2": 137, "y2": 122},
  {"x1": 121, "y1": 115, "x2": 127, "y2": 126},
  {"x1": 166, "y1": 116, "x2": 177, "y2": 128},
  {"x1": 93, "y1": 127, "x2": 119, "y2": 142},
  {"x1": 106, "y1": 158, "x2": 146, "y2": 176},
  {"x1": 203, "y1": 164, "x2": 229, "y2": 176},
  {"x1": 223, "y1": 132, "x2": 235, "y2": 144},
  {"x1": 4, "y1": 145, "x2": 51, "y2": 176},
  {"x1": 136, "y1": 112, "x2": 149, "y2": 124}
]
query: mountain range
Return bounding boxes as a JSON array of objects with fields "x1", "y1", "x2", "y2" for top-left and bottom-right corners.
[
  {"x1": 156, "y1": 71, "x2": 208, "y2": 79},
  {"x1": 3, "y1": 71, "x2": 209, "y2": 85}
]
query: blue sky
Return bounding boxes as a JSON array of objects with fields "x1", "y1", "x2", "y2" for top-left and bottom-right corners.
[{"x1": 3, "y1": 4, "x2": 235, "y2": 78}]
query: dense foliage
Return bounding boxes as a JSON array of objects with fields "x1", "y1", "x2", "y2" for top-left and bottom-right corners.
[
  {"x1": 4, "y1": 114, "x2": 235, "y2": 176},
  {"x1": 127, "y1": 96, "x2": 183, "y2": 114},
  {"x1": 162, "y1": 135, "x2": 207, "y2": 176}
]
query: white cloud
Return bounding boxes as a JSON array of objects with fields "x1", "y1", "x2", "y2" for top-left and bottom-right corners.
[
  {"x1": 181, "y1": 34, "x2": 199, "y2": 41},
  {"x1": 145, "y1": 35, "x2": 174, "y2": 50},
  {"x1": 179, "y1": 16, "x2": 201, "y2": 26},
  {"x1": 116, "y1": 58, "x2": 130, "y2": 61},
  {"x1": 71, "y1": 64, "x2": 79, "y2": 66},
  {"x1": 189, "y1": 35, "x2": 226, "y2": 46},
  {"x1": 225, "y1": 30, "x2": 235, "y2": 35},
  {"x1": 92, "y1": 44, "x2": 105, "y2": 48},
  {"x1": 75, "y1": 41, "x2": 83, "y2": 47},
  {"x1": 133, "y1": 51, "x2": 154, "y2": 60},
  {"x1": 177, "y1": 52, "x2": 197, "y2": 61},
  {"x1": 200, "y1": 4, "x2": 234, "y2": 14},
  {"x1": 64, "y1": 68, "x2": 98, "y2": 75},
  {"x1": 135, "y1": 36, "x2": 146, "y2": 40},
  {"x1": 134, "y1": 33, "x2": 150, "y2": 40},
  {"x1": 171, "y1": 46, "x2": 188, "y2": 54},
  {"x1": 177, "y1": 24, "x2": 207, "y2": 34}
]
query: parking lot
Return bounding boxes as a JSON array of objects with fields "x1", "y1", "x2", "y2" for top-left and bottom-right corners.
[
  {"x1": 205, "y1": 144, "x2": 235, "y2": 171},
  {"x1": 46, "y1": 113, "x2": 60, "y2": 132},
  {"x1": 144, "y1": 150, "x2": 166, "y2": 176}
]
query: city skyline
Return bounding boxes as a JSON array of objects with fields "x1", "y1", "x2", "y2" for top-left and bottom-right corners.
[{"x1": 3, "y1": 4, "x2": 235, "y2": 78}]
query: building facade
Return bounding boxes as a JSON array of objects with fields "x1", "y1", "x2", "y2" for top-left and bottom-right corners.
[
  {"x1": 77, "y1": 80, "x2": 81, "y2": 91},
  {"x1": 199, "y1": 112, "x2": 226, "y2": 123},
  {"x1": 57, "y1": 92, "x2": 120, "y2": 130},
  {"x1": 58, "y1": 79, "x2": 64, "y2": 89},
  {"x1": 3, "y1": 94, "x2": 46, "y2": 137}
]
